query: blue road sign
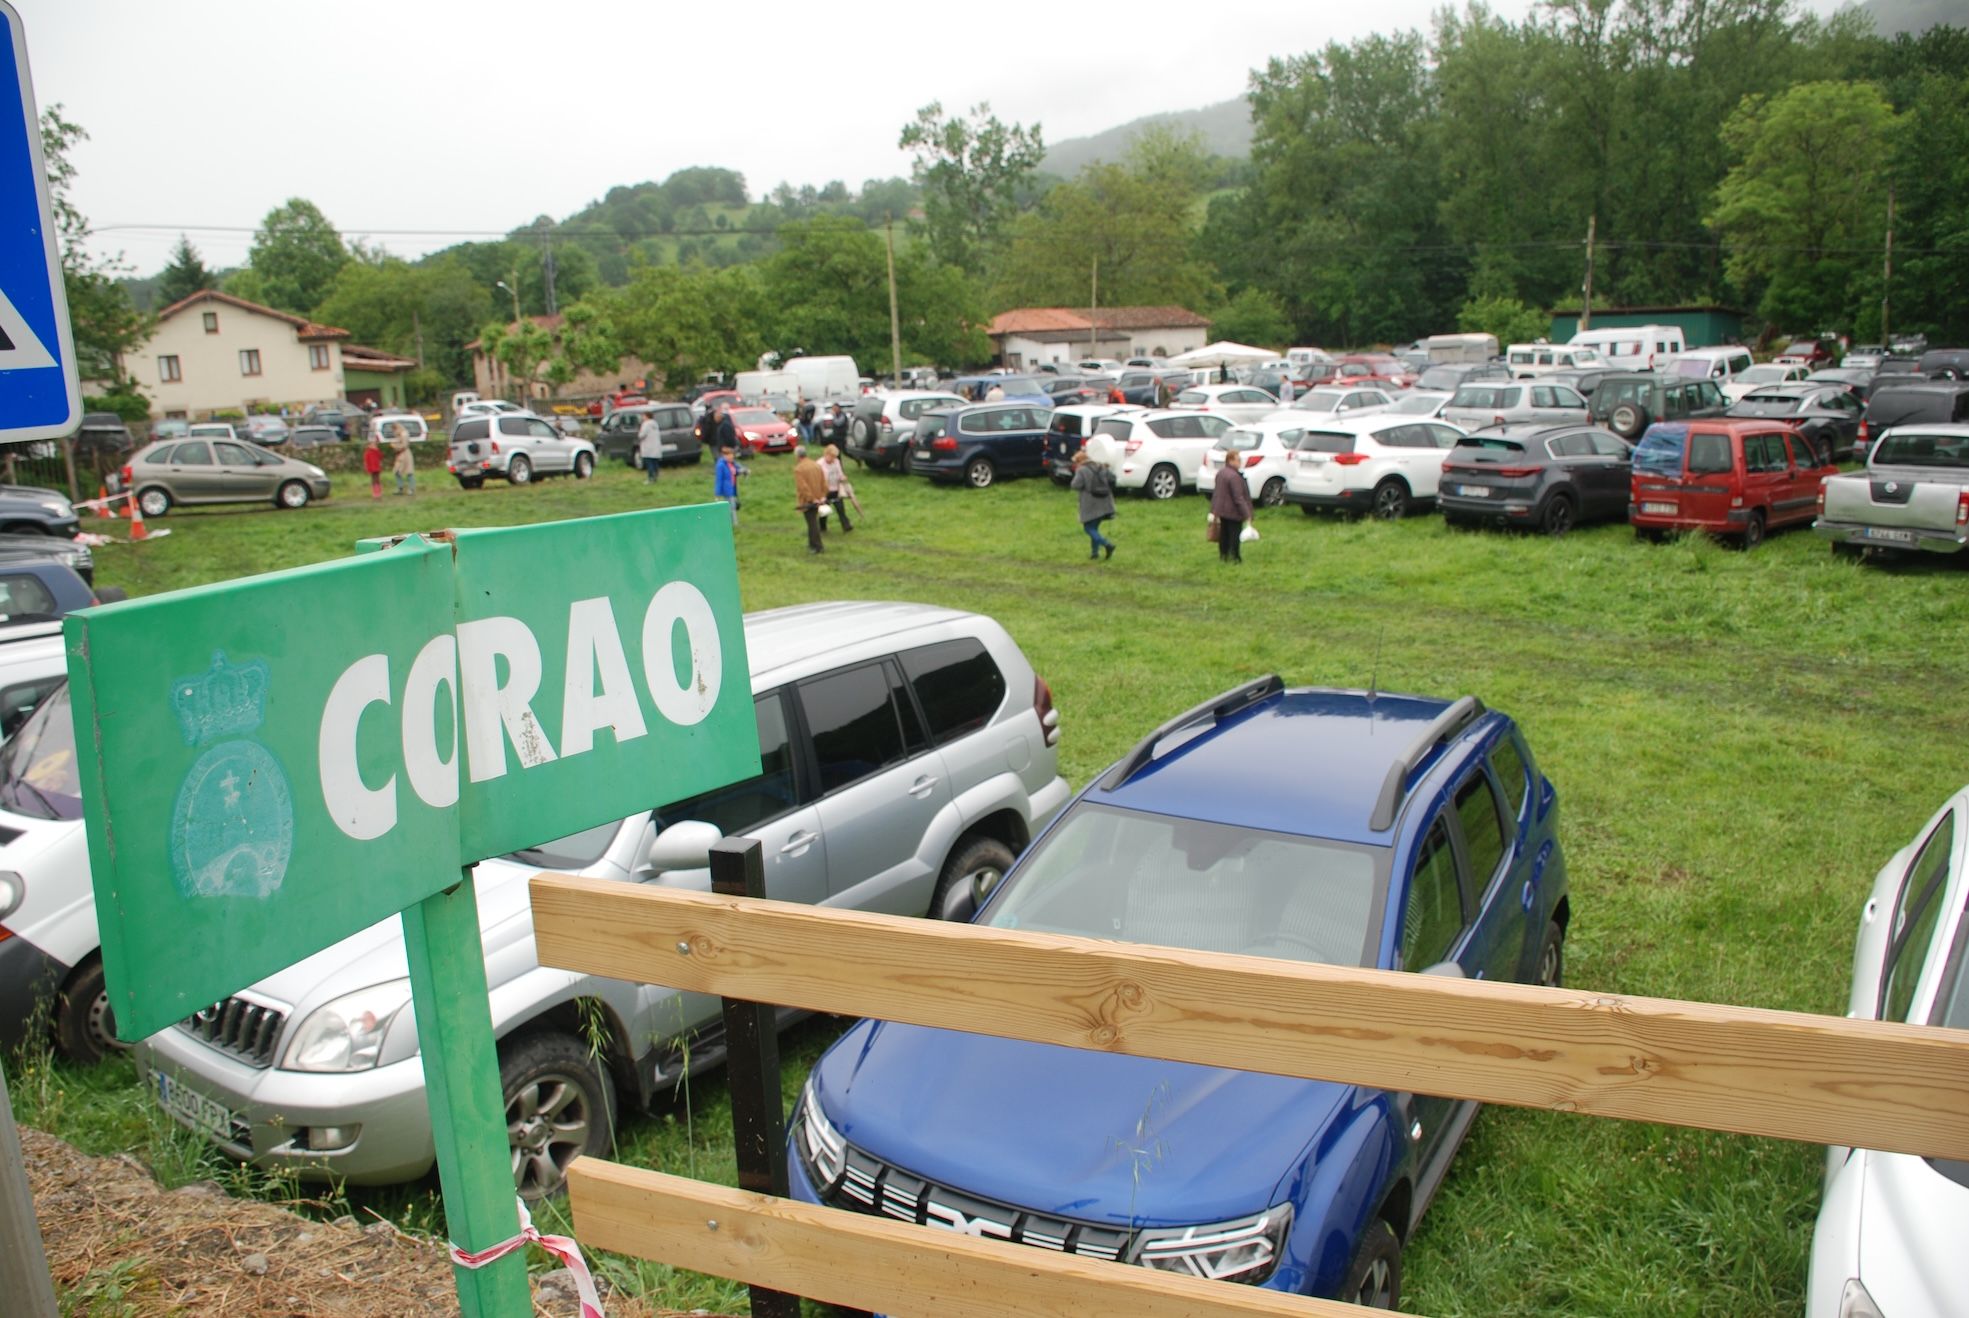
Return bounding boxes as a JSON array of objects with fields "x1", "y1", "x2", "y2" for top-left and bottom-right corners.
[{"x1": 0, "y1": 1, "x2": 80, "y2": 443}]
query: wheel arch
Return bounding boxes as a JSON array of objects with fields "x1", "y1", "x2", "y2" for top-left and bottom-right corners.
[{"x1": 495, "y1": 994, "x2": 643, "y2": 1108}]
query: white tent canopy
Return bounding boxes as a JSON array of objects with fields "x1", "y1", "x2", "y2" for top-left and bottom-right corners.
[{"x1": 1163, "y1": 341, "x2": 1281, "y2": 370}]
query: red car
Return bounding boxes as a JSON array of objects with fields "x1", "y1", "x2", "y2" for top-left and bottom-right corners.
[
  {"x1": 1629, "y1": 418, "x2": 1836, "y2": 549},
  {"x1": 1334, "y1": 354, "x2": 1415, "y2": 389},
  {"x1": 587, "y1": 390, "x2": 650, "y2": 418},
  {"x1": 727, "y1": 406, "x2": 795, "y2": 454},
  {"x1": 1772, "y1": 338, "x2": 1838, "y2": 369}
]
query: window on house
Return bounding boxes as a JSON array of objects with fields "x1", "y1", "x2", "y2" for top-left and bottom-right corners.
[
  {"x1": 239, "y1": 349, "x2": 262, "y2": 377},
  {"x1": 202, "y1": 311, "x2": 218, "y2": 334},
  {"x1": 309, "y1": 344, "x2": 330, "y2": 370},
  {"x1": 158, "y1": 355, "x2": 182, "y2": 383}
]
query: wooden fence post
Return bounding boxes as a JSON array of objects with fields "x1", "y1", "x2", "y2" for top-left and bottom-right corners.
[
  {"x1": 708, "y1": 838, "x2": 800, "y2": 1318},
  {"x1": 0, "y1": 1058, "x2": 58, "y2": 1316}
]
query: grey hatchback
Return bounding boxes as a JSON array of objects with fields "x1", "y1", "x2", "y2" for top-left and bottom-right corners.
[{"x1": 123, "y1": 438, "x2": 332, "y2": 516}]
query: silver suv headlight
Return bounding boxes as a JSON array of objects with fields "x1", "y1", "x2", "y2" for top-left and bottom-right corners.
[
  {"x1": 1131, "y1": 1206, "x2": 1292, "y2": 1284},
  {"x1": 797, "y1": 1079, "x2": 848, "y2": 1191},
  {"x1": 0, "y1": 869, "x2": 23, "y2": 923},
  {"x1": 282, "y1": 979, "x2": 413, "y2": 1072}
]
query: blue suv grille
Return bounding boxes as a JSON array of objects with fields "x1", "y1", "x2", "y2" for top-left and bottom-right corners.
[{"x1": 814, "y1": 1125, "x2": 1129, "y2": 1262}]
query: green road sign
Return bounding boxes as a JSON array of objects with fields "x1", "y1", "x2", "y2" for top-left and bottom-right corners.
[{"x1": 66, "y1": 505, "x2": 757, "y2": 1042}]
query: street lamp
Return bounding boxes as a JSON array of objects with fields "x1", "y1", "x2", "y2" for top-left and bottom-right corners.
[{"x1": 494, "y1": 279, "x2": 521, "y2": 324}]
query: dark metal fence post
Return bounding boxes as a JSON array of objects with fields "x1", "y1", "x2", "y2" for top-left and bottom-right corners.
[{"x1": 708, "y1": 837, "x2": 800, "y2": 1318}]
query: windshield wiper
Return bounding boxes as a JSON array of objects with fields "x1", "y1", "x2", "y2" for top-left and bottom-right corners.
[{"x1": 1, "y1": 773, "x2": 59, "y2": 820}]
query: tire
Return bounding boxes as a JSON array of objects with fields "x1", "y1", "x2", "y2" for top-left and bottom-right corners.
[
  {"x1": 500, "y1": 1032, "x2": 615, "y2": 1202},
  {"x1": 1539, "y1": 493, "x2": 1576, "y2": 536},
  {"x1": 1259, "y1": 476, "x2": 1285, "y2": 508},
  {"x1": 275, "y1": 480, "x2": 311, "y2": 510},
  {"x1": 1608, "y1": 403, "x2": 1649, "y2": 440},
  {"x1": 1739, "y1": 509, "x2": 1766, "y2": 551},
  {"x1": 1145, "y1": 464, "x2": 1180, "y2": 500},
  {"x1": 964, "y1": 456, "x2": 995, "y2": 489},
  {"x1": 1370, "y1": 479, "x2": 1409, "y2": 521},
  {"x1": 1536, "y1": 919, "x2": 1565, "y2": 988},
  {"x1": 573, "y1": 452, "x2": 595, "y2": 480},
  {"x1": 1340, "y1": 1218, "x2": 1402, "y2": 1309},
  {"x1": 898, "y1": 447, "x2": 914, "y2": 475},
  {"x1": 507, "y1": 454, "x2": 533, "y2": 485},
  {"x1": 850, "y1": 418, "x2": 871, "y2": 444},
  {"x1": 55, "y1": 957, "x2": 125, "y2": 1066},
  {"x1": 930, "y1": 836, "x2": 1016, "y2": 921},
  {"x1": 136, "y1": 486, "x2": 172, "y2": 519}
]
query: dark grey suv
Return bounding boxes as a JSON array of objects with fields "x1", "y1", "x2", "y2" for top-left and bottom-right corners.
[
  {"x1": 595, "y1": 404, "x2": 700, "y2": 467},
  {"x1": 1437, "y1": 423, "x2": 1633, "y2": 535}
]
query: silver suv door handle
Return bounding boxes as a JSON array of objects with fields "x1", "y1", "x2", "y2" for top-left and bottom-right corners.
[
  {"x1": 908, "y1": 775, "x2": 938, "y2": 799},
  {"x1": 779, "y1": 830, "x2": 818, "y2": 857}
]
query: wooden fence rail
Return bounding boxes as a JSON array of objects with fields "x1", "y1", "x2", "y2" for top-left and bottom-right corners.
[{"x1": 527, "y1": 871, "x2": 1969, "y2": 1316}]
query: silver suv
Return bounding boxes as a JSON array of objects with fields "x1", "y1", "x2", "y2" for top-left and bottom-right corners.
[
  {"x1": 447, "y1": 412, "x2": 597, "y2": 488},
  {"x1": 137, "y1": 601, "x2": 1070, "y2": 1199}
]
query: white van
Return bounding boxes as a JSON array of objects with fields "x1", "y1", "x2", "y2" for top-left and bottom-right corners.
[
  {"x1": 449, "y1": 390, "x2": 480, "y2": 416},
  {"x1": 1424, "y1": 332, "x2": 1498, "y2": 364},
  {"x1": 1662, "y1": 346, "x2": 1757, "y2": 397},
  {"x1": 1286, "y1": 347, "x2": 1334, "y2": 372},
  {"x1": 735, "y1": 369, "x2": 798, "y2": 405},
  {"x1": 1567, "y1": 324, "x2": 1686, "y2": 370},
  {"x1": 784, "y1": 355, "x2": 861, "y2": 404},
  {"x1": 1506, "y1": 343, "x2": 1606, "y2": 377}
]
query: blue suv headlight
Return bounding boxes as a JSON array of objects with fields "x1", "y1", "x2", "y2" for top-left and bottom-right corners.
[{"x1": 1131, "y1": 1207, "x2": 1292, "y2": 1285}]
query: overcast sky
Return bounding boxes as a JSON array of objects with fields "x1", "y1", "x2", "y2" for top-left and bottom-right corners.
[{"x1": 23, "y1": 0, "x2": 1850, "y2": 277}]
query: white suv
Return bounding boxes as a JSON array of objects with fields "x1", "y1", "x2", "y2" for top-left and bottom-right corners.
[
  {"x1": 1194, "y1": 414, "x2": 1317, "y2": 508},
  {"x1": 137, "y1": 601, "x2": 1071, "y2": 1199},
  {"x1": 447, "y1": 412, "x2": 597, "y2": 488},
  {"x1": 1281, "y1": 414, "x2": 1468, "y2": 520},
  {"x1": 1085, "y1": 409, "x2": 1231, "y2": 499}
]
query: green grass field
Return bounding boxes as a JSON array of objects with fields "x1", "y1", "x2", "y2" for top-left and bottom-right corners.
[{"x1": 19, "y1": 450, "x2": 1969, "y2": 1315}]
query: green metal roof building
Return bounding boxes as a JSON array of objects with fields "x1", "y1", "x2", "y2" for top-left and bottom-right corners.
[{"x1": 1549, "y1": 305, "x2": 1750, "y2": 347}]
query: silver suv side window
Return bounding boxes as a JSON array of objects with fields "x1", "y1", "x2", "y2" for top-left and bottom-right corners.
[
  {"x1": 799, "y1": 663, "x2": 912, "y2": 793},
  {"x1": 653, "y1": 692, "x2": 797, "y2": 835},
  {"x1": 900, "y1": 640, "x2": 1005, "y2": 743}
]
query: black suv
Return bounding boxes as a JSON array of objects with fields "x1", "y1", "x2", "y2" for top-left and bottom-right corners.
[
  {"x1": 594, "y1": 403, "x2": 700, "y2": 467},
  {"x1": 1589, "y1": 372, "x2": 1728, "y2": 439},
  {"x1": 908, "y1": 403, "x2": 1053, "y2": 488},
  {"x1": 1438, "y1": 424, "x2": 1634, "y2": 535},
  {"x1": 1861, "y1": 381, "x2": 1969, "y2": 457}
]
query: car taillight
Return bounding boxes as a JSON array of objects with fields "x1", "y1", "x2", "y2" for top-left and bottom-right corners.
[
  {"x1": 120, "y1": 464, "x2": 132, "y2": 485},
  {"x1": 882, "y1": 413, "x2": 894, "y2": 426},
  {"x1": 1490, "y1": 466, "x2": 1538, "y2": 477},
  {"x1": 1857, "y1": 420, "x2": 1869, "y2": 444},
  {"x1": 1493, "y1": 414, "x2": 1506, "y2": 425},
  {"x1": 1125, "y1": 439, "x2": 1143, "y2": 454},
  {"x1": 932, "y1": 436, "x2": 957, "y2": 451},
  {"x1": 1034, "y1": 674, "x2": 1059, "y2": 747},
  {"x1": 1958, "y1": 490, "x2": 1969, "y2": 528},
  {"x1": 1817, "y1": 485, "x2": 1826, "y2": 513},
  {"x1": 1332, "y1": 453, "x2": 1368, "y2": 465},
  {"x1": 489, "y1": 441, "x2": 501, "y2": 454}
]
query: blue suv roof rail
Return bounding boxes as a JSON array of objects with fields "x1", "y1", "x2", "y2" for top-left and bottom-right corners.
[
  {"x1": 1098, "y1": 675, "x2": 1284, "y2": 790},
  {"x1": 1368, "y1": 696, "x2": 1488, "y2": 832}
]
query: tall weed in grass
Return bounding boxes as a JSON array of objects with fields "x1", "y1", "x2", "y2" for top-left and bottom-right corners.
[{"x1": 56, "y1": 455, "x2": 1969, "y2": 1314}]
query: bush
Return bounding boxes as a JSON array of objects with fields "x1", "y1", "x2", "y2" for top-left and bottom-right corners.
[{"x1": 82, "y1": 390, "x2": 150, "y2": 423}]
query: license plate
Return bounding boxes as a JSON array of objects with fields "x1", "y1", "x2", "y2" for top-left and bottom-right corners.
[
  {"x1": 1641, "y1": 501, "x2": 1676, "y2": 515},
  {"x1": 154, "y1": 1069, "x2": 237, "y2": 1141},
  {"x1": 914, "y1": 451, "x2": 932, "y2": 462},
  {"x1": 1455, "y1": 484, "x2": 1491, "y2": 498},
  {"x1": 1860, "y1": 527, "x2": 1914, "y2": 543}
]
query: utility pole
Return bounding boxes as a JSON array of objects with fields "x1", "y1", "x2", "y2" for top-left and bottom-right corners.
[
  {"x1": 1881, "y1": 185, "x2": 1894, "y2": 347},
  {"x1": 1089, "y1": 257, "x2": 1099, "y2": 356},
  {"x1": 543, "y1": 246, "x2": 558, "y2": 317},
  {"x1": 1579, "y1": 214, "x2": 1597, "y2": 334},
  {"x1": 885, "y1": 215, "x2": 902, "y2": 384},
  {"x1": 411, "y1": 309, "x2": 426, "y2": 368}
]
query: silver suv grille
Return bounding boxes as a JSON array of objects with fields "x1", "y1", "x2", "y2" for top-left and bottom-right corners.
[{"x1": 177, "y1": 997, "x2": 287, "y2": 1068}]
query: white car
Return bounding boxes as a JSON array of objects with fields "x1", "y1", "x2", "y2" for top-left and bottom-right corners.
[
  {"x1": 1440, "y1": 381, "x2": 1589, "y2": 430},
  {"x1": 1274, "y1": 386, "x2": 1396, "y2": 423},
  {"x1": 456, "y1": 399, "x2": 528, "y2": 419},
  {"x1": 1280, "y1": 413, "x2": 1468, "y2": 520},
  {"x1": 1170, "y1": 384, "x2": 1281, "y2": 426},
  {"x1": 1195, "y1": 414, "x2": 1321, "y2": 509},
  {"x1": 1721, "y1": 362, "x2": 1811, "y2": 402},
  {"x1": 1075, "y1": 358, "x2": 1125, "y2": 375},
  {"x1": 1807, "y1": 784, "x2": 1967, "y2": 1318},
  {"x1": 1085, "y1": 409, "x2": 1232, "y2": 499}
]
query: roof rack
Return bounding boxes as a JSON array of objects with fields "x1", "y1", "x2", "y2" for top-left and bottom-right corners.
[
  {"x1": 1368, "y1": 696, "x2": 1488, "y2": 832},
  {"x1": 1098, "y1": 675, "x2": 1285, "y2": 791}
]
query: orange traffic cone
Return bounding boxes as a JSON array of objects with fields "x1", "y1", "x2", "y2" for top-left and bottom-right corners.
[
  {"x1": 127, "y1": 495, "x2": 148, "y2": 541},
  {"x1": 97, "y1": 484, "x2": 121, "y2": 518}
]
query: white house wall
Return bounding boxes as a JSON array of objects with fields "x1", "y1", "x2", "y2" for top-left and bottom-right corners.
[{"x1": 128, "y1": 307, "x2": 345, "y2": 416}]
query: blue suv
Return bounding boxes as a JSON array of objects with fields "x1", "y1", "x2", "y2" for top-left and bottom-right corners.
[
  {"x1": 908, "y1": 403, "x2": 1055, "y2": 488},
  {"x1": 788, "y1": 677, "x2": 1569, "y2": 1309}
]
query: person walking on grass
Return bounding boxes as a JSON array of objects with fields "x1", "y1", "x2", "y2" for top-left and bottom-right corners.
[
  {"x1": 1070, "y1": 449, "x2": 1117, "y2": 560},
  {"x1": 389, "y1": 423, "x2": 415, "y2": 496},
  {"x1": 819, "y1": 443, "x2": 853, "y2": 532},
  {"x1": 363, "y1": 434, "x2": 384, "y2": 500},
  {"x1": 714, "y1": 444, "x2": 743, "y2": 526},
  {"x1": 794, "y1": 445, "x2": 829, "y2": 554},
  {"x1": 1211, "y1": 451, "x2": 1255, "y2": 563},
  {"x1": 637, "y1": 410, "x2": 664, "y2": 483}
]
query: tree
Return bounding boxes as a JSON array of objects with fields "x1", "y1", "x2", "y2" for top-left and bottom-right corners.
[
  {"x1": 313, "y1": 255, "x2": 494, "y2": 387},
  {"x1": 899, "y1": 102, "x2": 1045, "y2": 272},
  {"x1": 1707, "y1": 80, "x2": 1900, "y2": 331},
  {"x1": 38, "y1": 106, "x2": 149, "y2": 385},
  {"x1": 155, "y1": 235, "x2": 217, "y2": 307},
  {"x1": 247, "y1": 198, "x2": 349, "y2": 313},
  {"x1": 1456, "y1": 294, "x2": 1550, "y2": 346},
  {"x1": 1210, "y1": 288, "x2": 1293, "y2": 347},
  {"x1": 478, "y1": 318, "x2": 555, "y2": 400},
  {"x1": 597, "y1": 264, "x2": 771, "y2": 387}
]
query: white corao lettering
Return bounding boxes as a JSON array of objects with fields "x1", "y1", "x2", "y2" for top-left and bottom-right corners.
[{"x1": 317, "y1": 584, "x2": 722, "y2": 841}]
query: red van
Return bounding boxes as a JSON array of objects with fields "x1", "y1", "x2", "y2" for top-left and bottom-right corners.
[{"x1": 1628, "y1": 419, "x2": 1836, "y2": 548}]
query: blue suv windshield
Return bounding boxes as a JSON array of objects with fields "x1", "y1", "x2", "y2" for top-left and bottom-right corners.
[{"x1": 984, "y1": 803, "x2": 1389, "y2": 968}]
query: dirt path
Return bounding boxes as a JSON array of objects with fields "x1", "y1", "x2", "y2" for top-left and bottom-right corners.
[{"x1": 23, "y1": 1127, "x2": 679, "y2": 1316}]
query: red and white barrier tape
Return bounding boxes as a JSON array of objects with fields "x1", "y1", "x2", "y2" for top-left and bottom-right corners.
[{"x1": 446, "y1": 1197, "x2": 605, "y2": 1317}]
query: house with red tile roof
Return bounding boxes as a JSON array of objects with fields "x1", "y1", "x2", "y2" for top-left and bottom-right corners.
[{"x1": 987, "y1": 306, "x2": 1211, "y2": 370}]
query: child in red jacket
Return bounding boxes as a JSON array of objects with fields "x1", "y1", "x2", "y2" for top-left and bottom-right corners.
[{"x1": 362, "y1": 435, "x2": 383, "y2": 499}]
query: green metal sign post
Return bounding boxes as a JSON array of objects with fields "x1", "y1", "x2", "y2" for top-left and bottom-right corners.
[{"x1": 65, "y1": 506, "x2": 758, "y2": 1316}]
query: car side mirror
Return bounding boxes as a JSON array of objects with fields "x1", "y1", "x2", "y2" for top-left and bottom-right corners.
[{"x1": 645, "y1": 819, "x2": 722, "y2": 874}]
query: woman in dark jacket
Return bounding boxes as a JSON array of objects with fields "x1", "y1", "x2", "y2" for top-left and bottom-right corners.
[
  {"x1": 1070, "y1": 450, "x2": 1117, "y2": 560},
  {"x1": 1210, "y1": 451, "x2": 1255, "y2": 563}
]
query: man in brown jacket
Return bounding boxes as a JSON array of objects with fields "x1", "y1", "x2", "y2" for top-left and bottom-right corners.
[{"x1": 793, "y1": 445, "x2": 829, "y2": 554}]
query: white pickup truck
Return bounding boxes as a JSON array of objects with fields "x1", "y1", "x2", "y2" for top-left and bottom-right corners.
[{"x1": 1815, "y1": 423, "x2": 1969, "y2": 556}]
